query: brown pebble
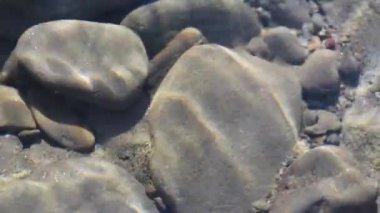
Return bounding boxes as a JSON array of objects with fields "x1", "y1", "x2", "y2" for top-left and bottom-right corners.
[{"x1": 308, "y1": 36, "x2": 322, "y2": 52}]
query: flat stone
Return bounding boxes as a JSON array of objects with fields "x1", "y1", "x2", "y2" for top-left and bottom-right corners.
[
  {"x1": 2, "y1": 20, "x2": 149, "y2": 110},
  {"x1": 271, "y1": 146, "x2": 378, "y2": 213},
  {"x1": 262, "y1": 27, "x2": 308, "y2": 65},
  {"x1": 28, "y1": 89, "x2": 95, "y2": 152},
  {"x1": 0, "y1": 85, "x2": 35, "y2": 132},
  {"x1": 148, "y1": 44, "x2": 302, "y2": 212},
  {"x1": 0, "y1": 157, "x2": 159, "y2": 213},
  {"x1": 121, "y1": 0, "x2": 261, "y2": 57}
]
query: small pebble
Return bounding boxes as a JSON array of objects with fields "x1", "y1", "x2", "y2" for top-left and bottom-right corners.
[
  {"x1": 324, "y1": 38, "x2": 336, "y2": 50},
  {"x1": 325, "y1": 133, "x2": 341, "y2": 146}
]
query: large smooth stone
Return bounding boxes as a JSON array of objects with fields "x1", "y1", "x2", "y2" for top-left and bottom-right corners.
[
  {"x1": 271, "y1": 146, "x2": 378, "y2": 213},
  {"x1": 0, "y1": 157, "x2": 159, "y2": 213},
  {"x1": 121, "y1": 0, "x2": 261, "y2": 57},
  {"x1": 0, "y1": 85, "x2": 35, "y2": 132},
  {"x1": 28, "y1": 89, "x2": 95, "y2": 152},
  {"x1": 147, "y1": 44, "x2": 302, "y2": 212},
  {"x1": 0, "y1": 0, "x2": 147, "y2": 67},
  {"x1": 2, "y1": 20, "x2": 149, "y2": 109}
]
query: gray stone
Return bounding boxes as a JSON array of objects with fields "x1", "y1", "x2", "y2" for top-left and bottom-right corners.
[
  {"x1": 265, "y1": 0, "x2": 312, "y2": 29},
  {"x1": 271, "y1": 146, "x2": 378, "y2": 213},
  {"x1": 311, "y1": 13, "x2": 326, "y2": 32},
  {"x1": 148, "y1": 44, "x2": 302, "y2": 212},
  {"x1": 0, "y1": 157, "x2": 159, "y2": 213},
  {"x1": 28, "y1": 89, "x2": 95, "y2": 152},
  {"x1": 304, "y1": 110, "x2": 341, "y2": 137},
  {"x1": 0, "y1": 85, "x2": 35, "y2": 132},
  {"x1": 300, "y1": 49, "x2": 340, "y2": 105},
  {"x1": 302, "y1": 109, "x2": 318, "y2": 128},
  {"x1": 2, "y1": 20, "x2": 149, "y2": 110},
  {"x1": 121, "y1": 0, "x2": 261, "y2": 57},
  {"x1": 339, "y1": 50, "x2": 361, "y2": 85},
  {"x1": 263, "y1": 27, "x2": 308, "y2": 65},
  {"x1": 246, "y1": 36, "x2": 273, "y2": 61}
]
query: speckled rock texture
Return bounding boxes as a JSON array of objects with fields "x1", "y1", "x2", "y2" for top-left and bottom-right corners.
[
  {"x1": 0, "y1": 157, "x2": 159, "y2": 213},
  {"x1": 271, "y1": 146, "x2": 378, "y2": 213}
]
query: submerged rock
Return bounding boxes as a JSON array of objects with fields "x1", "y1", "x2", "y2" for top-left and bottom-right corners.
[
  {"x1": 0, "y1": 157, "x2": 159, "y2": 213},
  {"x1": 246, "y1": 36, "x2": 273, "y2": 61},
  {"x1": 262, "y1": 27, "x2": 308, "y2": 65},
  {"x1": 271, "y1": 146, "x2": 378, "y2": 213},
  {"x1": 148, "y1": 44, "x2": 302, "y2": 212},
  {"x1": 339, "y1": 50, "x2": 361, "y2": 86},
  {"x1": 121, "y1": 0, "x2": 261, "y2": 57},
  {"x1": 300, "y1": 49, "x2": 340, "y2": 107},
  {"x1": 304, "y1": 110, "x2": 341, "y2": 137},
  {"x1": 265, "y1": 0, "x2": 312, "y2": 29},
  {"x1": 0, "y1": 85, "x2": 35, "y2": 132},
  {"x1": 2, "y1": 20, "x2": 149, "y2": 110}
]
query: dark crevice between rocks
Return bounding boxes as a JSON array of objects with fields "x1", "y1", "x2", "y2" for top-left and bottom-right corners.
[{"x1": 302, "y1": 90, "x2": 340, "y2": 110}]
